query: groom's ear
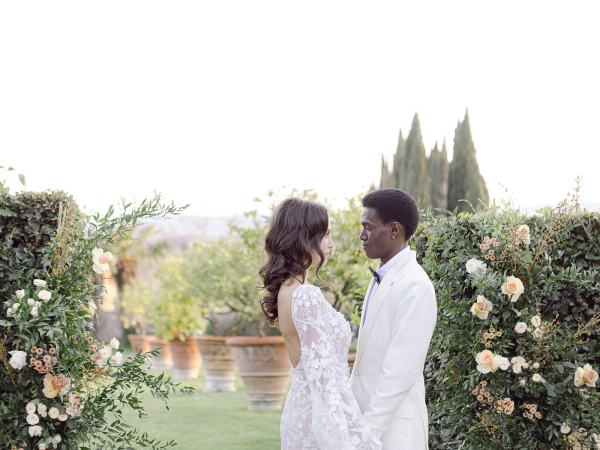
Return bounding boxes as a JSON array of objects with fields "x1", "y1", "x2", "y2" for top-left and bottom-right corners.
[{"x1": 390, "y1": 222, "x2": 404, "y2": 240}]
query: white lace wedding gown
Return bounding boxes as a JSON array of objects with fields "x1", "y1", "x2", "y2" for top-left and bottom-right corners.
[{"x1": 280, "y1": 283, "x2": 382, "y2": 450}]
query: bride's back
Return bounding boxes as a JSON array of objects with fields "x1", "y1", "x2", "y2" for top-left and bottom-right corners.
[{"x1": 277, "y1": 279, "x2": 302, "y2": 369}]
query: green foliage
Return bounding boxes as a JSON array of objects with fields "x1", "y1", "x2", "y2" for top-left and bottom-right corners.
[
  {"x1": 120, "y1": 278, "x2": 153, "y2": 334},
  {"x1": 447, "y1": 111, "x2": 489, "y2": 212},
  {"x1": 0, "y1": 190, "x2": 192, "y2": 449},
  {"x1": 150, "y1": 256, "x2": 208, "y2": 340},
  {"x1": 427, "y1": 142, "x2": 449, "y2": 209},
  {"x1": 414, "y1": 198, "x2": 600, "y2": 449}
]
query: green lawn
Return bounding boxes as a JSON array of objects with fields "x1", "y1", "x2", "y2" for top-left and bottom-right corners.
[{"x1": 123, "y1": 370, "x2": 281, "y2": 450}]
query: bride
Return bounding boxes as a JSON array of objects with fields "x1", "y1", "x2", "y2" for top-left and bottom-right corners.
[{"x1": 259, "y1": 198, "x2": 382, "y2": 450}]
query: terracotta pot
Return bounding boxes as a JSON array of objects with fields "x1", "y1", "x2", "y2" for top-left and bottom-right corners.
[
  {"x1": 348, "y1": 349, "x2": 357, "y2": 374},
  {"x1": 225, "y1": 336, "x2": 291, "y2": 411},
  {"x1": 195, "y1": 336, "x2": 237, "y2": 393},
  {"x1": 169, "y1": 336, "x2": 201, "y2": 381},
  {"x1": 147, "y1": 336, "x2": 173, "y2": 371},
  {"x1": 128, "y1": 334, "x2": 151, "y2": 354}
]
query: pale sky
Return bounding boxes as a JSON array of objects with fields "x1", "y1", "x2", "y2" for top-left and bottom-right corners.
[{"x1": 1, "y1": 1, "x2": 599, "y2": 216}]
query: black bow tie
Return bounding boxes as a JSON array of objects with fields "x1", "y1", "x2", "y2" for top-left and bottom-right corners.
[{"x1": 369, "y1": 266, "x2": 381, "y2": 284}]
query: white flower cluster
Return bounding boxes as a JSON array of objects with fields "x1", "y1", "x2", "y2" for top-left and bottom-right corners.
[
  {"x1": 91, "y1": 337, "x2": 123, "y2": 367},
  {"x1": 5, "y1": 279, "x2": 52, "y2": 319},
  {"x1": 24, "y1": 401, "x2": 63, "y2": 447}
]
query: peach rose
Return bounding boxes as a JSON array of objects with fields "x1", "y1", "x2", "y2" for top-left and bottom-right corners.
[
  {"x1": 470, "y1": 295, "x2": 493, "y2": 320},
  {"x1": 501, "y1": 276, "x2": 524, "y2": 302},
  {"x1": 574, "y1": 364, "x2": 598, "y2": 388}
]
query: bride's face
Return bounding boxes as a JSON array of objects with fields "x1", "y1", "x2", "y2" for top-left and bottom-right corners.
[{"x1": 311, "y1": 226, "x2": 334, "y2": 267}]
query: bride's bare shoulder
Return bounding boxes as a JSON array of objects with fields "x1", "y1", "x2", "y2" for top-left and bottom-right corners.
[{"x1": 278, "y1": 278, "x2": 303, "y2": 303}]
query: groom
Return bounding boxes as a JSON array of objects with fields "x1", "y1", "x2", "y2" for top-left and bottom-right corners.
[{"x1": 350, "y1": 189, "x2": 437, "y2": 450}]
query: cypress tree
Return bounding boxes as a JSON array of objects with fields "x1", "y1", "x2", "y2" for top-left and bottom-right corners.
[
  {"x1": 403, "y1": 114, "x2": 429, "y2": 202},
  {"x1": 447, "y1": 111, "x2": 489, "y2": 211},
  {"x1": 427, "y1": 141, "x2": 449, "y2": 209}
]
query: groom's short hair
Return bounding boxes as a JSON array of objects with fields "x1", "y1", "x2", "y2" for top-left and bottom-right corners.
[{"x1": 362, "y1": 189, "x2": 420, "y2": 239}]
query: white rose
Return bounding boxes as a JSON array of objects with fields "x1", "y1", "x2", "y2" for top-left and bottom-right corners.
[
  {"x1": 574, "y1": 364, "x2": 599, "y2": 388},
  {"x1": 476, "y1": 350, "x2": 497, "y2": 374},
  {"x1": 16, "y1": 289, "x2": 25, "y2": 299},
  {"x1": 28, "y1": 425, "x2": 42, "y2": 437},
  {"x1": 470, "y1": 295, "x2": 493, "y2": 320},
  {"x1": 560, "y1": 422, "x2": 571, "y2": 434},
  {"x1": 514, "y1": 322, "x2": 527, "y2": 334},
  {"x1": 27, "y1": 298, "x2": 35, "y2": 306},
  {"x1": 33, "y1": 279, "x2": 47, "y2": 288},
  {"x1": 110, "y1": 338, "x2": 120, "y2": 349},
  {"x1": 12, "y1": 302, "x2": 20, "y2": 310},
  {"x1": 58, "y1": 413, "x2": 68, "y2": 422},
  {"x1": 532, "y1": 362, "x2": 540, "y2": 369},
  {"x1": 501, "y1": 276, "x2": 525, "y2": 302},
  {"x1": 512, "y1": 364, "x2": 523, "y2": 374},
  {"x1": 37, "y1": 290, "x2": 52, "y2": 302},
  {"x1": 495, "y1": 355, "x2": 510, "y2": 371},
  {"x1": 31, "y1": 306, "x2": 38, "y2": 317},
  {"x1": 531, "y1": 314, "x2": 542, "y2": 328},
  {"x1": 522, "y1": 362, "x2": 530, "y2": 369},
  {"x1": 8, "y1": 350, "x2": 27, "y2": 370},
  {"x1": 53, "y1": 435, "x2": 62, "y2": 444},
  {"x1": 466, "y1": 258, "x2": 487, "y2": 276},
  {"x1": 26, "y1": 413, "x2": 40, "y2": 425},
  {"x1": 7, "y1": 307, "x2": 13, "y2": 316},
  {"x1": 110, "y1": 351, "x2": 124, "y2": 366},
  {"x1": 99, "y1": 346, "x2": 112, "y2": 360},
  {"x1": 38, "y1": 443, "x2": 48, "y2": 450},
  {"x1": 532, "y1": 373, "x2": 544, "y2": 383},
  {"x1": 26, "y1": 402, "x2": 37, "y2": 414},
  {"x1": 515, "y1": 224, "x2": 531, "y2": 246},
  {"x1": 519, "y1": 379, "x2": 526, "y2": 386},
  {"x1": 48, "y1": 407, "x2": 59, "y2": 419},
  {"x1": 92, "y1": 247, "x2": 114, "y2": 274},
  {"x1": 37, "y1": 403, "x2": 47, "y2": 415}
]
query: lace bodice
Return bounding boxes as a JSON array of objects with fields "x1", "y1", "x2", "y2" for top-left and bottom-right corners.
[{"x1": 280, "y1": 284, "x2": 381, "y2": 450}]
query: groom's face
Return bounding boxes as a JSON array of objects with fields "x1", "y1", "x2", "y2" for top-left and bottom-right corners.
[{"x1": 360, "y1": 207, "x2": 395, "y2": 260}]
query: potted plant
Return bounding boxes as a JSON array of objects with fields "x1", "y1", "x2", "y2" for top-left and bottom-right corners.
[{"x1": 150, "y1": 255, "x2": 205, "y2": 381}]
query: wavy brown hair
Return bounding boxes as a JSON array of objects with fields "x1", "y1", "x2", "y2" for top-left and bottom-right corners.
[{"x1": 259, "y1": 198, "x2": 329, "y2": 325}]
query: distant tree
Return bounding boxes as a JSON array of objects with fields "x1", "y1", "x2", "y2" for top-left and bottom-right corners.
[{"x1": 447, "y1": 111, "x2": 489, "y2": 211}]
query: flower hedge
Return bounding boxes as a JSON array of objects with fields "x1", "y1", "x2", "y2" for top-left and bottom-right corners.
[
  {"x1": 0, "y1": 191, "x2": 191, "y2": 450},
  {"x1": 415, "y1": 199, "x2": 600, "y2": 449}
]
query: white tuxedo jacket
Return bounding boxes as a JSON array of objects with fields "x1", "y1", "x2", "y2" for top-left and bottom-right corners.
[{"x1": 350, "y1": 250, "x2": 437, "y2": 450}]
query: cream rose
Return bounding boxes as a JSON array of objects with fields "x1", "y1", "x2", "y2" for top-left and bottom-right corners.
[
  {"x1": 16, "y1": 289, "x2": 25, "y2": 299},
  {"x1": 466, "y1": 258, "x2": 487, "y2": 277},
  {"x1": 28, "y1": 425, "x2": 42, "y2": 437},
  {"x1": 26, "y1": 402, "x2": 37, "y2": 414},
  {"x1": 37, "y1": 290, "x2": 52, "y2": 302},
  {"x1": 514, "y1": 322, "x2": 527, "y2": 334},
  {"x1": 532, "y1": 373, "x2": 544, "y2": 383},
  {"x1": 501, "y1": 276, "x2": 524, "y2": 302},
  {"x1": 470, "y1": 295, "x2": 493, "y2": 320},
  {"x1": 110, "y1": 351, "x2": 124, "y2": 366},
  {"x1": 33, "y1": 279, "x2": 47, "y2": 288},
  {"x1": 515, "y1": 224, "x2": 531, "y2": 245},
  {"x1": 26, "y1": 413, "x2": 40, "y2": 425},
  {"x1": 476, "y1": 350, "x2": 497, "y2": 374},
  {"x1": 531, "y1": 314, "x2": 542, "y2": 328},
  {"x1": 48, "y1": 407, "x2": 59, "y2": 419},
  {"x1": 574, "y1": 364, "x2": 598, "y2": 388},
  {"x1": 495, "y1": 355, "x2": 510, "y2": 371},
  {"x1": 560, "y1": 422, "x2": 571, "y2": 434}
]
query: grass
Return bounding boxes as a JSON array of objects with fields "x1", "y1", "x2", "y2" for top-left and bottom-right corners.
[{"x1": 123, "y1": 369, "x2": 281, "y2": 450}]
